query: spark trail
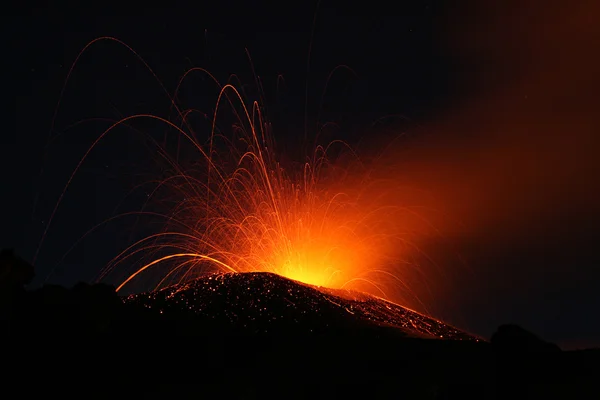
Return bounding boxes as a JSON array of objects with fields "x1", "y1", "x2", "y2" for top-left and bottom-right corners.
[{"x1": 37, "y1": 37, "x2": 446, "y2": 312}]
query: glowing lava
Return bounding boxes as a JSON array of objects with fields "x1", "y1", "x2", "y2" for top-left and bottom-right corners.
[
  {"x1": 38, "y1": 38, "x2": 439, "y2": 309},
  {"x1": 107, "y1": 106, "x2": 417, "y2": 299}
]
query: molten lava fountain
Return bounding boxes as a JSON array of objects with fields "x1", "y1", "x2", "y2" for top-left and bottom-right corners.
[{"x1": 39, "y1": 38, "x2": 442, "y2": 312}]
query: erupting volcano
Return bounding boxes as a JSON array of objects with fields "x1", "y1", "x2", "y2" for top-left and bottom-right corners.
[
  {"x1": 35, "y1": 37, "x2": 458, "y2": 328},
  {"x1": 108, "y1": 81, "x2": 441, "y2": 309},
  {"x1": 106, "y1": 99, "x2": 420, "y2": 299}
]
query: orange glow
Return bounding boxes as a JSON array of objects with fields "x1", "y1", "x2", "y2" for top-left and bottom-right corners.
[
  {"x1": 101, "y1": 99, "x2": 425, "y2": 300},
  {"x1": 38, "y1": 37, "x2": 443, "y2": 310},
  {"x1": 98, "y1": 82, "x2": 431, "y2": 305}
]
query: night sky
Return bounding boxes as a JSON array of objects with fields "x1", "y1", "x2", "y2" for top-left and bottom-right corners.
[{"x1": 5, "y1": 1, "x2": 600, "y2": 349}]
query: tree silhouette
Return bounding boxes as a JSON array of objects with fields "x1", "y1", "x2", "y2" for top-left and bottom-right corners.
[{"x1": 0, "y1": 248, "x2": 34, "y2": 325}]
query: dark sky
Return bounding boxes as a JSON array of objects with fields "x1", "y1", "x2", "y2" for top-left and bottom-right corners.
[{"x1": 5, "y1": 1, "x2": 600, "y2": 349}]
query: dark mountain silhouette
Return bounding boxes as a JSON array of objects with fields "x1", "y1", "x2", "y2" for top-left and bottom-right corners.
[
  {"x1": 491, "y1": 323, "x2": 562, "y2": 353},
  {"x1": 2, "y1": 249, "x2": 599, "y2": 398}
]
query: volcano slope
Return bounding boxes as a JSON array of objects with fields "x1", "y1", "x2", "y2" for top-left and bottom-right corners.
[
  {"x1": 122, "y1": 271, "x2": 479, "y2": 341},
  {"x1": 103, "y1": 272, "x2": 492, "y2": 397},
  {"x1": 7, "y1": 271, "x2": 598, "y2": 398}
]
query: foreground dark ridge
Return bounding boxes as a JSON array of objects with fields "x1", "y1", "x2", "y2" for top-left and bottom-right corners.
[
  {"x1": 3, "y1": 249, "x2": 599, "y2": 398},
  {"x1": 124, "y1": 271, "x2": 479, "y2": 340}
]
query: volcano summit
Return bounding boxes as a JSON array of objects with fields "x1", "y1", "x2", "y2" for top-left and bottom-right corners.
[{"x1": 123, "y1": 271, "x2": 478, "y2": 340}]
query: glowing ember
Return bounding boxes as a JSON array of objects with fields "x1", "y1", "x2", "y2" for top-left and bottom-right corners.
[
  {"x1": 124, "y1": 272, "x2": 480, "y2": 340},
  {"x1": 37, "y1": 38, "x2": 440, "y2": 309}
]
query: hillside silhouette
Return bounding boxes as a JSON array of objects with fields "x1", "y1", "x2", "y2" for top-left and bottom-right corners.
[
  {"x1": 2, "y1": 248, "x2": 598, "y2": 398},
  {"x1": 123, "y1": 271, "x2": 479, "y2": 340}
]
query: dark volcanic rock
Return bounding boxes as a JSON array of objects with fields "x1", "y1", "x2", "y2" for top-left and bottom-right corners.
[{"x1": 123, "y1": 271, "x2": 480, "y2": 341}]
